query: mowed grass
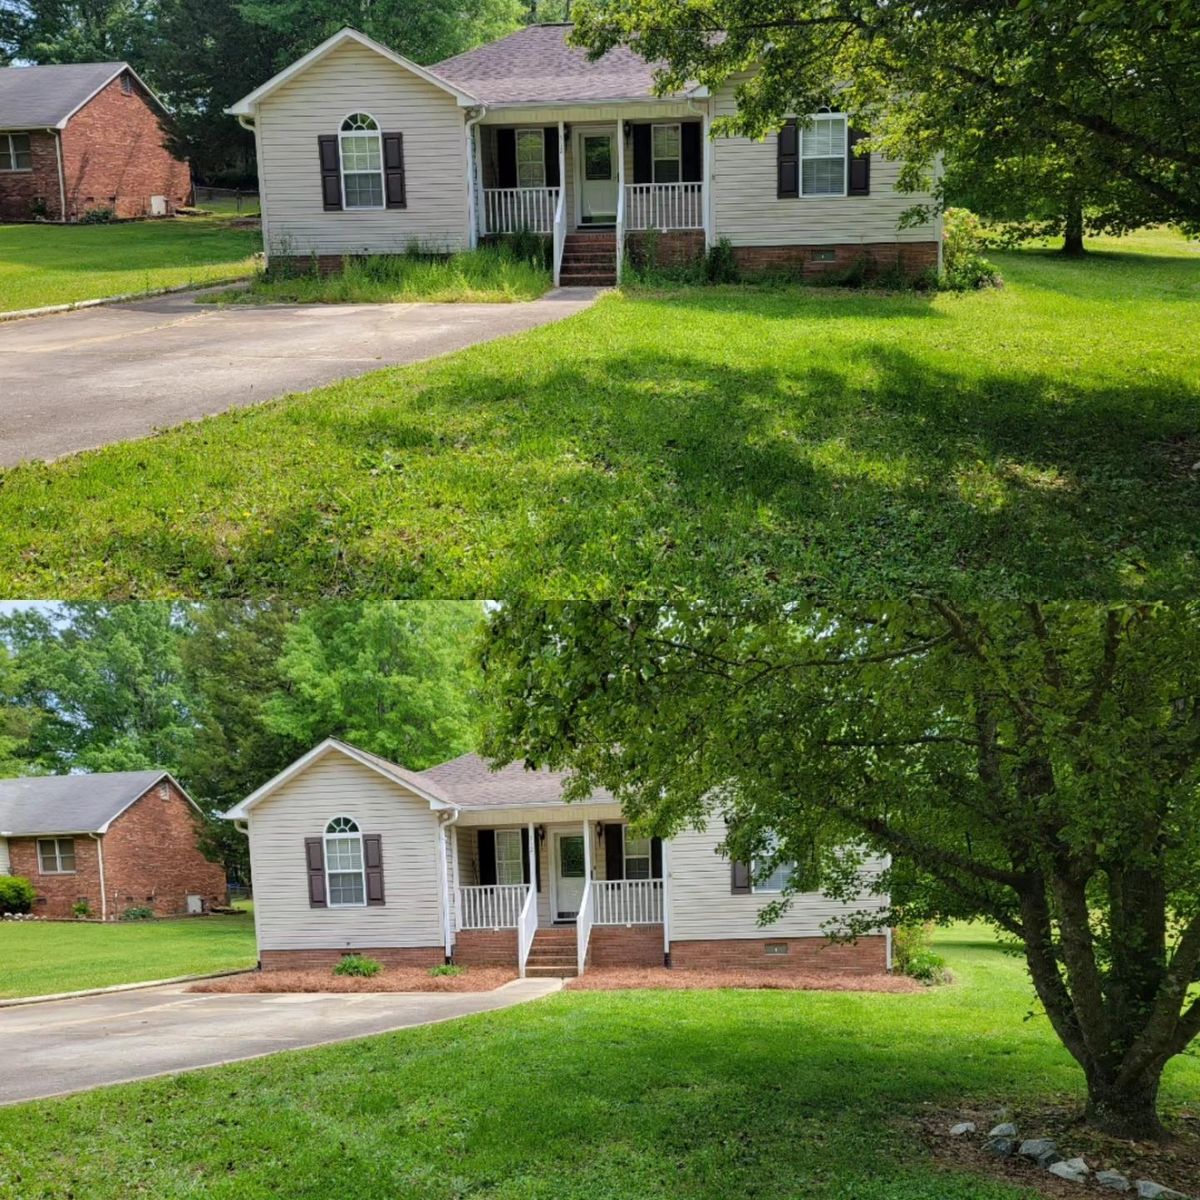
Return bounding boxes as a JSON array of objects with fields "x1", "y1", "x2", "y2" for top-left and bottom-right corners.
[
  {"x1": 0, "y1": 230, "x2": 1196, "y2": 598},
  {"x1": 0, "y1": 914, "x2": 256, "y2": 998},
  {"x1": 0, "y1": 216, "x2": 261, "y2": 312},
  {"x1": 218, "y1": 246, "x2": 552, "y2": 305},
  {"x1": 1, "y1": 926, "x2": 1197, "y2": 1199}
]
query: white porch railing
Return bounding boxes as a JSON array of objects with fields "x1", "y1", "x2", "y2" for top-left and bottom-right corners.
[
  {"x1": 483, "y1": 187, "x2": 559, "y2": 235},
  {"x1": 552, "y1": 179, "x2": 566, "y2": 286},
  {"x1": 593, "y1": 878, "x2": 664, "y2": 925},
  {"x1": 576, "y1": 879, "x2": 594, "y2": 976},
  {"x1": 517, "y1": 880, "x2": 538, "y2": 977},
  {"x1": 458, "y1": 884, "x2": 528, "y2": 929},
  {"x1": 624, "y1": 182, "x2": 704, "y2": 230}
]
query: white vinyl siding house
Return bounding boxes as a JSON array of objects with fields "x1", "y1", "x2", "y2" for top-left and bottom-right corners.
[
  {"x1": 244, "y1": 751, "x2": 445, "y2": 952},
  {"x1": 251, "y1": 37, "x2": 471, "y2": 257}
]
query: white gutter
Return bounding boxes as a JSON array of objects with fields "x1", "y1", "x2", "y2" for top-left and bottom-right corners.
[
  {"x1": 237, "y1": 114, "x2": 269, "y2": 266},
  {"x1": 53, "y1": 129, "x2": 67, "y2": 223},
  {"x1": 465, "y1": 106, "x2": 488, "y2": 249},
  {"x1": 89, "y1": 833, "x2": 108, "y2": 921},
  {"x1": 436, "y1": 808, "x2": 461, "y2": 961},
  {"x1": 233, "y1": 819, "x2": 261, "y2": 967}
]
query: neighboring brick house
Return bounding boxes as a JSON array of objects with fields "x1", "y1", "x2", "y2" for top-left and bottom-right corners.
[
  {"x1": 0, "y1": 61, "x2": 191, "y2": 223},
  {"x1": 0, "y1": 771, "x2": 226, "y2": 919}
]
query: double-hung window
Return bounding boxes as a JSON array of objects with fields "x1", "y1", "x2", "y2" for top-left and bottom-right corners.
[
  {"x1": 515, "y1": 129, "x2": 546, "y2": 188},
  {"x1": 752, "y1": 835, "x2": 794, "y2": 893},
  {"x1": 623, "y1": 831, "x2": 652, "y2": 880},
  {"x1": 0, "y1": 133, "x2": 32, "y2": 172},
  {"x1": 324, "y1": 816, "x2": 365, "y2": 906},
  {"x1": 651, "y1": 123, "x2": 681, "y2": 183},
  {"x1": 800, "y1": 113, "x2": 847, "y2": 197},
  {"x1": 38, "y1": 837, "x2": 75, "y2": 874},
  {"x1": 339, "y1": 113, "x2": 384, "y2": 210},
  {"x1": 494, "y1": 829, "x2": 525, "y2": 886}
]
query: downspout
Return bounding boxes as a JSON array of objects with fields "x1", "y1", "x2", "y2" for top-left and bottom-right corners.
[
  {"x1": 53, "y1": 128, "x2": 67, "y2": 223},
  {"x1": 234, "y1": 819, "x2": 260, "y2": 968},
  {"x1": 437, "y1": 808, "x2": 461, "y2": 962},
  {"x1": 465, "y1": 106, "x2": 488, "y2": 249},
  {"x1": 237, "y1": 114, "x2": 268, "y2": 268},
  {"x1": 89, "y1": 833, "x2": 108, "y2": 921}
]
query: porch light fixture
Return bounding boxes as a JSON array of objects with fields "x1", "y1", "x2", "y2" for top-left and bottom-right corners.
[
  {"x1": 596, "y1": 823, "x2": 606, "y2": 843},
  {"x1": 536, "y1": 824, "x2": 547, "y2": 844},
  {"x1": 622, "y1": 120, "x2": 632, "y2": 142}
]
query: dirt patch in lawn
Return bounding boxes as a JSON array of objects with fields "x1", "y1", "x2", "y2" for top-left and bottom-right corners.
[
  {"x1": 566, "y1": 967, "x2": 923, "y2": 993},
  {"x1": 190, "y1": 967, "x2": 517, "y2": 994},
  {"x1": 912, "y1": 1102, "x2": 1200, "y2": 1198}
]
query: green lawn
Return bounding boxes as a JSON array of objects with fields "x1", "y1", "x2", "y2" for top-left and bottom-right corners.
[
  {"x1": 0, "y1": 927, "x2": 1195, "y2": 1199},
  {"x1": 0, "y1": 230, "x2": 1196, "y2": 598},
  {"x1": 0, "y1": 216, "x2": 261, "y2": 312},
  {"x1": 0, "y1": 914, "x2": 257, "y2": 998}
]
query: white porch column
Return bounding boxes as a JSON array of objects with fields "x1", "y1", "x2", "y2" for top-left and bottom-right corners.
[
  {"x1": 436, "y1": 817, "x2": 454, "y2": 959},
  {"x1": 702, "y1": 103, "x2": 714, "y2": 249},
  {"x1": 661, "y1": 836, "x2": 671, "y2": 963},
  {"x1": 615, "y1": 118, "x2": 626, "y2": 282},
  {"x1": 583, "y1": 818, "x2": 593, "y2": 880},
  {"x1": 527, "y1": 821, "x2": 537, "y2": 902},
  {"x1": 558, "y1": 120, "x2": 566, "y2": 209}
]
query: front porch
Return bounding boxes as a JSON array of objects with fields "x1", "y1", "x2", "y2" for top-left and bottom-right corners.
[
  {"x1": 450, "y1": 816, "x2": 667, "y2": 978},
  {"x1": 468, "y1": 107, "x2": 712, "y2": 284}
]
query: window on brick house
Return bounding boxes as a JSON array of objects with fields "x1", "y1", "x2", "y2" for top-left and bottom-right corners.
[
  {"x1": 0, "y1": 134, "x2": 32, "y2": 172},
  {"x1": 37, "y1": 838, "x2": 76, "y2": 874}
]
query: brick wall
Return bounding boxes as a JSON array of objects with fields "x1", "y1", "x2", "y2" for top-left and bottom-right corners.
[
  {"x1": 625, "y1": 230, "x2": 705, "y2": 269},
  {"x1": 732, "y1": 241, "x2": 938, "y2": 281},
  {"x1": 260, "y1": 946, "x2": 444, "y2": 971},
  {"x1": 453, "y1": 928, "x2": 518, "y2": 966},
  {"x1": 101, "y1": 779, "x2": 227, "y2": 917},
  {"x1": 670, "y1": 934, "x2": 889, "y2": 973},
  {"x1": 0, "y1": 131, "x2": 64, "y2": 222},
  {"x1": 59, "y1": 70, "x2": 190, "y2": 221},
  {"x1": 589, "y1": 924, "x2": 664, "y2": 967},
  {"x1": 7, "y1": 835, "x2": 101, "y2": 918}
]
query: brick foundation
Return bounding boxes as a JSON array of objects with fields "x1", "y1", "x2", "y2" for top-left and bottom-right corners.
[
  {"x1": 453, "y1": 928, "x2": 518, "y2": 966},
  {"x1": 260, "y1": 946, "x2": 444, "y2": 971},
  {"x1": 625, "y1": 229, "x2": 706, "y2": 269},
  {"x1": 589, "y1": 924, "x2": 664, "y2": 967},
  {"x1": 732, "y1": 241, "x2": 938, "y2": 281},
  {"x1": 670, "y1": 934, "x2": 888, "y2": 973}
]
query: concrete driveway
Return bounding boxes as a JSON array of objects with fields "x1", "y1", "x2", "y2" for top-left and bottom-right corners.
[
  {"x1": 0, "y1": 286, "x2": 599, "y2": 466},
  {"x1": 0, "y1": 977, "x2": 560, "y2": 1105}
]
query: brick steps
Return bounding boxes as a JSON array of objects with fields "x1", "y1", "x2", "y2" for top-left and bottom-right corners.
[
  {"x1": 559, "y1": 231, "x2": 617, "y2": 287},
  {"x1": 526, "y1": 928, "x2": 580, "y2": 978}
]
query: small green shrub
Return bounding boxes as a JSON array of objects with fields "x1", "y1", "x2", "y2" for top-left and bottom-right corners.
[
  {"x1": 942, "y1": 207, "x2": 1002, "y2": 290},
  {"x1": 428, "y1": 963, "x2": 463, "y2": 977},
  {"x1": 80, "y1": 206, "x2": 116, "y2": 224},
  {"x1": 704, "y1": 237, "x2": 739, "y2": 283},
  {"x1": 120, "y1": 905, "x2": 154, "y2": 921},
  {"x1": 333, "y1": 954, "x2": 382, "y2": 977},
  {"x1": 894, "y1": 923, "x2": 954, "y2": 985},
  {"x1": 0, "y1": 875, "x2": 35, "y2": 915},
  {"x1": 71, "y1": 900, "x2": 93, "y2": 919}
]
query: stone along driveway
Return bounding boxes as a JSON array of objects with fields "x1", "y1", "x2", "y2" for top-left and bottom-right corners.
[
  {"x1": 0, "y1": 977, "x2": 560, "y2": 1104},
  {"x1": 0, "y1": 287, "x2": 599, "y2": 466}
]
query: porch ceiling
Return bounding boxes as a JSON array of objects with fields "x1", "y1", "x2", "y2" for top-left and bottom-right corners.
[
  {"x1": 481, "y1": 100, "x2": 702, "y2": 125},
  {"x1": 454, "y1": 802, "x2": 625, "y2": 827}
]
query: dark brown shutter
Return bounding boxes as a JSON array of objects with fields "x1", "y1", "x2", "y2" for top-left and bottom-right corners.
[
  {"x1": 519, "y1": 827, "x2": 542, "y2": 891},
  {"x1": 318, "y1": 135, "x2": 341, "y2": 210},
  {"x1": 382, "y1": 133, "x2": 406, "y2": 208},
  {"x1": 730, "y1": 859, "x2": 752, "y2": 894},
  {"x1": 651, "y1": 836, "x2": 664, "y2": 879},
  {"x1": 544, "y1": 127, "x2": 560, "y2": 188},
  {"x1": 496, "y1": 128, "x2": 517, "y2": 188},
  {"x1": 848, "y1": 126, "x2": 870, "y2": 195},
  {"x1": 777, "y1": 120, "x2": 799, "y2": 198},
  {"x1": 681, "y1": 122, "x2": 702, "y2": 183},
  {"x1": 632, "y1": 124, "x2": 652, "y2": 184},
  {"x1": 477, "y1": 829, "x2": 497, "y2": 885},
  {"x1": 363, "y1": 834, "x2": 385, "y2": 905},
  {"x1": 605, "y1": 825, "x2": 625, "y2": 881},
  {"x1": 305, "y1": 837, "x2": 327, "y2": 906}
]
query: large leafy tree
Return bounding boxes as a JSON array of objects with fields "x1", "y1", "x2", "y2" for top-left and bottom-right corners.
[
  {"x1": 480, "y1": 601, "x2": 1200, "y2": 1140},
  {"x1": 0, "y1": 0, "x2": 147, "y2": 63},
  {"x1": 262, "y1": 601, "x2": 483, "y2": 769},
  {"x1": 571, "y1": 0, "x2": 1200, "y2": 232},
  {"x1": 0, "y1": 643, "x2": 41, "y2": 775}
]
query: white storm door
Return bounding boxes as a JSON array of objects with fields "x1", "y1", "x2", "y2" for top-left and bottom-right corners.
[
  {"x1": 577, "y1": 131, "x2": 617, "y2": 225},
  {"x1": 553, "y1": 830, "x2": 586, "y2": 919}
]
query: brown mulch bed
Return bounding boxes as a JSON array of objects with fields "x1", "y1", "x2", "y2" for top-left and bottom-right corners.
[
  {"x1": 566, "y1": 967, "x2": 923, "y2": 993},
  {"x1": 913, "y1": 1103, "x2": 1200, "y2": 1198},
  {"x1": 190, "y1": 967, "x2": 517, "y2": 994}
]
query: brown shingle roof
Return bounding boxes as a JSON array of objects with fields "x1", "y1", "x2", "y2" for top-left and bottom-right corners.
[
  {"x1": 418, "y1": 752, "x2": 613, "y2": 809},
  {"x1": 433, "y1": 24, "x2": 676, "y2": 105}
]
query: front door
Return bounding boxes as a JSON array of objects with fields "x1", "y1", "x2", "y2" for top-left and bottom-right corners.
[
  {"x1": 553, "y1": 830, "x2": 586, "y2": 920},
  {"x1": 576, "y1": 130, "x2": 617, "y2": 226}
]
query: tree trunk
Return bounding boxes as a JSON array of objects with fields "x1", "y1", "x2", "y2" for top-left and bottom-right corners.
[
  {"x1": 1062, "y1": 197, "x2": 1085, "y2": 255},
  {"x1": 1084, "y1": 1068, "x2": 1167, "y2": 1140}
]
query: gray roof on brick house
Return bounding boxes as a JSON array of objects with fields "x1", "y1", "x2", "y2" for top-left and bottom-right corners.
[
  {"x1": 433, "y1": 24, "x2": 684, "y2": 104},
  {"x1": 419, "y1": 752, "x2": 612, "y2": 809},
  {"x1": 0, "y1": 770, "x2": 175, "y2": 836},
  {"x1": 0, "y1": 62, "x2": 162, "y2": 130}
]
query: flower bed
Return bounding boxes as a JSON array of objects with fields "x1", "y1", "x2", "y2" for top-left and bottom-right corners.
[
  {"x1": 566, "y1": 968, "x2": 923, "y2": 993},
  {"x1": 190, "y1": 966, "x2": 517, "y2": 994}
]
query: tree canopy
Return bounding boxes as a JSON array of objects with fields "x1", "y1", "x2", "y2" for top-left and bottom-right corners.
[
  {"x1": 480, "y1": 601, "x2": 1200, "y2": 1138},
  {"x1": 571, "y1": 0, "x2": 1200, "y2": 233}
]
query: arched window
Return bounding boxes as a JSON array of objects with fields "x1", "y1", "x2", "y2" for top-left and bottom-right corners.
[
  {"x1": 324, "y1": 816, "x2": 366, "y2": 906},
  {"x1": 339, "y1": 113, "x2": 384, "y2": 210}
]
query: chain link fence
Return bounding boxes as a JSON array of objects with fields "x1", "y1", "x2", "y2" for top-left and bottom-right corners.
[{"x1": 193, "y1": 185, "x2": 261, "y2": 216}]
